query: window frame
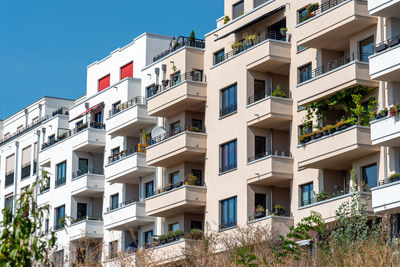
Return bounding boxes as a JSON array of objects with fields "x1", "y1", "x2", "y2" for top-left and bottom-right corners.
[
  {"x1": 54, "y1": 205, "x2": 65, "y2": 230},
  {"x1": 232, "y1": 0, "x2": 244, "y2": 19},
  {"x1": 214, "y1": 49, "x2": 225, "y2": 65},
  {"x1": 300, "y1": 182, "x2": 314, "y2": 207},
  {"x1": 298, "y1": 63, "x2": 312, "y2": 84},
  {"x1": 220, "y1": 196, "x2": 237, "y2": 229},
  {"x1": 220, "y1": 84, "x2": 238, "y2": 117},
  {"x1": 110, "y1": 193, "x2": 119, "y2": 211},
  {"x1": 362, "y1": 163, "x2": 378, "y2": 189},
  {"x1": 145, "y1": 181, "x2": 154, "y2": 198},
  {"x1": 56, "y1": 161, "x2": 67, "y2": 187},
  {"x1": 219, "y1": 139, "x2": 238, "y2": 173}
]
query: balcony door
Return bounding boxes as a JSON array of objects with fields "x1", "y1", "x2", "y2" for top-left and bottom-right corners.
[
  {"x1": 254, "y1": 80, "x2": 266, "y2": 102},
  {"x1": 255, "y1": 136, "x2": 266, "y2": 159},
  {"x1": 359, "y1": 36, "x2": 374, "y2": 62},
  {"x1": 77, "y1": 203, "x2": 87, "y2": 220},
  {"x1": 255, "y1": 193, "x2": 267, "y2": 212},
  {"x1": 78, "y1": 158, "x2": 89, "y2": 176},
  {"x1": 267, "y1": 19, "x2": 286, "y2": 40}
]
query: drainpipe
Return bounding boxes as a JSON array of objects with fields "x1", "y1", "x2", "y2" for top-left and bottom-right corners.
[
  {"x1": 13, "y1": 141, "x2": 19, "y2": 213},
  {"x1": 139, "y1": 177, "x2": 142, "y2": 201},
  {"x1": 269, "y1": 77, "x2": 273, "y2": 96},
  {"x1": 269, "y1": 129, "x2": 273, "y2": 155},
  {"x1": 34, "y1": 130, "x2": 40, "y2": 204},
  {"x1": 155, "y1": 68, "x2": 160, "y2": 86},
  {"x1": 161, "y1": 64, "x2": 167, "y2": 83},
  {"x1": 269, "y1": 187, "x2": 273, "y2": 212}
]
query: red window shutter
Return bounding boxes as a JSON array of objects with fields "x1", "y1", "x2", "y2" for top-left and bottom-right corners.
[
  {"x1": 120, "y1": 62, "x2": 133, "y2": 80},
  {"x1": 98, "y1": 74, "x2": 110, "y2": 92}
]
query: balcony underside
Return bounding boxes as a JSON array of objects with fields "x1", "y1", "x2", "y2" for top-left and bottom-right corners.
[
  {"x1": 108, "y1": 118, "x2": 155, "y2": 137},
  {"x1": 106, "y1": 166, "x2": 155, "y2": 184},
  {"x1": 247, "y1": 55, "x2": 291, "y2": 75},
  {"x1": 368, "y1": 0, "x2": 400, "y2": 18},
  {"x1": 247, "y1": 115, "x2": 292, "y2": 130},
  {"x1": 105, "y1": 217, "x2": 154, "y2": 232}
]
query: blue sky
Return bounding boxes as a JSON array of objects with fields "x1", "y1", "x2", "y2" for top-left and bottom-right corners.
[{"x1": 0, "y1": 0, "x2": 223, "y2": 119}]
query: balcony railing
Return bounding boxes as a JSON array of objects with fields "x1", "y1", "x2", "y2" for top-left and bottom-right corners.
[
  {"x1": 72, "y1": 167, "x2": 104, "y2": 180},
  {"x1": 108, "y1": 147, "x2": 138, "y2": 164},
  {"x1": 220, "y1": 103, "x2": 237, "y2": 117},
  {"x1": 146, "y1": 72, "x2": 206, "y2": 98},
  {"x1": 108, "y1": 96, "x2": 146, "y2": 117},
  {"x1": 5, "y1": 171, "x2": 14, "y2": 188},
  {"x1": 298, "y1": 0, "x2": 348, "y2": 24},
  {"x1": 21, "y1": 163, "x2": 31, "y2": 180},
  {"x1": 248, "y1": 150, "x2": 292, "y2": 163},
  {"x1": 374, "y1": 35, "x2": 400, "y2": 53},
  {"x1": 41, "y1": 122, "x2": 105, "y2": 150},
  {"x1": 247, "y1": 88, "x2": 289, "y2": 105},
  {"x1": 377, "y1": 175, "x2": 400, "y2": 186},
  {"x1": 152, "y1": 36, "x2": 205, "y2": 62},
  {"x1": 248, "y1": 210, "x2": 289, "y2": 221},
  {"x1": 214, "y1": 31, "x2": 286, "y2": 65},
  {"x1": 72, "y1": 216, "x2": 103, "y2": 224},
  {"x1": 298, "y1": 52, "x2": 372, "y2": 84},
  {"x1": 149, "y1": 125, "x2": 205, "y2": 146},
  {"x1": 52, "y1": 107, "x2": 69, "y2": 117},
  {"x1": 106, "y1": 199, "x2": 140, "y2": 213}
]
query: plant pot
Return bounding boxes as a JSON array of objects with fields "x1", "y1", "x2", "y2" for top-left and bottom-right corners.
[
  {"x1": 302, "y1": 137, "x2": 311, "y2": 144},
  {"x1": 337, "y1": 124, "x2": 348, "y2": 131},
  {"x1": 167, "y1": 237, "x2": 175, "y2": 243},
  {"x1": 165, "y1": 185, "x2": 173, "y2": 191},
  {"x1": 176, "y1": 234, "x2": 183, "y2": 240},
  {"x1": 162, "y1": 80, "x2": 169, "y2": 87},
  {"x1": 388, "y1": 37, "x2": 399, "y2": 48},
  {"x1": 254, "y1": 212, "x2": 265, "y2": 219},
  {"x1": 159, "y1": 239, "x2": 166, "y2": 245},
  {"x1": 375, "y1": 43, "x2": 387, "y2": 53}
]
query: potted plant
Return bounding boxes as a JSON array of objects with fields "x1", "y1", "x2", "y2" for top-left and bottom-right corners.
[
  {"x1": 272, "y1": 204, "x2": 285, "y2": 216},
  {"x1": 306, "y1": 3, "x2": 319, "y2": 14},
  {"x1": 158, "y1": 234, "x2": 167, "y2": 245},
  {"x1": 388, "y1": 172, "x2": 400, "y2": 183},
  {"x1": 231, "y1": 41, "x2": 243, "y2": 55},
  {"x1": 162, "y1": 80, "x2": 169, "y2": 87},
  {"x1": 244, "y1": 34, "x2": 257, "y2": 47},
  {"x1": 186, "y1": 173, "x2": 198, "y2": 185},
  {"x1": 189, "y1": 30, "x2": 195, "y2": 46},
  {"x1": 175, "y1": 229, "x2": 184, "y2": 240},
  {"x1": 271, "y1": 85, "x2": 287, "y2": 98},
  {"x1": 166, "y1": 231, "x2": 176, "y2": 243},
  {"x1": 254, "y1": 205, "x2": 265, "y2": 219},
  {"x1": 223, "y1": 16, "x2": 230, "y2": 24},
  {"x1": 190, "y1": 228, "x2": 203, "y2": 240},
  {"x1": 299, "y1": 133, "x2": 312, "y2": 144},
  {"x1": 315, "y1": 190, "x2": 330, "y2": 202},
  {"x1": 280, "y1": 27, "x2": 287, "y2": 36}
]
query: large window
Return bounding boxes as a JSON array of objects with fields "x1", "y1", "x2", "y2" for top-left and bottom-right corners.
[
  {"x1": 56, "y1": 161, "x2": 67, "y2": 187},
  {"x1": 300, "y1": 183, "x2": 313, "y2": 206},
  {"x1": 169, "y1": 222, "x2": 180, "y2": 232},
  {"x1": 214, "y1": 49, "x2": 225, "y2": 65},
  {"x1": 359, "y1": 36, "x2": 374, "y2": 62},
  {"x1": 298, "y1": 63, "x2": 312, "y2": 83},
  {"x1": 233, "y1": 1, "x2": 244, "y2": 19},
  {"x1": 220, "y1": 140, "x2": 237, "y2": 173},
  {"x1": 170, "y1": 71, "x2": 181, "y2": 87},
  {"x1": 220, "y1": 84, "x2": 237, "y2": 117},
  {"x1": 111, "y1": 194, "x2": 119, "y2": 211},
  {"x1": 98, "y1": 74, "x2": 110, "y2": 92},
  {"x1": 362, "y1": 163, "x2": 377, "y2": 189},
  {"x1": 109, "y1": 241, "x2": 118, "y2": 259},
  {"x1": 55, "y1": 205, "x2": 65, "y2": 230},
  {"x1": 145, "y1": 181, "x2": 154, "y2": 198},
  {"x1": 170, "y1": 172, "x2": 180, "y2": 185},
  {"x1": 220, "y1": 196, "x2": 237, "y2": 229}
]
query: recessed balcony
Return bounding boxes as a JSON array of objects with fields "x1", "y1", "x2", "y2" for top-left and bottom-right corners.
[
  {"x1": 370, "y1": 115, "x2": 400, "y2": 146},
  {"x1": 145, "y1": 185, "x2": 206, "y2": 217},
  {"x1": 246, "y1": 154, "x2": 293, "y2": 186},
  {"x1": 246, "y1": 95, "x2": 292, "y2": 129},
  {"x1": 69, "y1": 218, "x2": 103, "y2": 241},
  {"x1": 150, "y1": 239, "x2": 195, "y2": 265},
  {"x1": 372, "y1": 179, "x2": 400, "y2": 213},
  {"x1": 297, "y1": 57, "x2": 378, "y2": 106},
  {"x1": 106, "y1": 97, "x2": 155, "y2": 137},
  {"x1": 105, "y1": 151, "x2": 155, "y2": 184},
  {"x1": 369, "y1": 36, "x2": 400, "y2": 82},
  {"x1": 146, "y1": 72, "x2": 207, "y2": 118},
  {"x1": 298, "y1": 126, "x2": 379, "y2": 170},
  {"x1": 368, "y1": 0, "x2": 400, "y2": 18},
  {"x1": 103, "y1": 201, "x2": 154, "y2": 231},
  {"x1": 147, "y1": 128, "x2": 207, "y2": 167},
  {"x1": 70, "y1": 170, "x2": 105, "y2": 197},
  {"x1": 247, "y1": 214, "x2": 293, "y2": 238},
  {"x1": 296, "y1": 0, "x2": 377, "y2": 50}
]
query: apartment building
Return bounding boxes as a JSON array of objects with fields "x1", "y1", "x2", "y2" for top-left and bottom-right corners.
[{"x1": 3, "y1": 0, "x2": 400, "y2": 265}]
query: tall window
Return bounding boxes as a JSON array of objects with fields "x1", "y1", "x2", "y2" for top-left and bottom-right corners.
[
  {"x1": 362, "y1": 163, "x2": 377, "y2": 189},
  {"x1": 145, "y1": 181, "x2": 154, "y2": 198},
  {"x1": 98, "y1": 74, "x2": 110, "y2": 92},
  {"x1": 220, "y1": 196, "x2": 237, "y2": 229},
  {"x1": 171, "y1": 71, "x2": 181, "y2": 87},
  {"x1": 120, "y1": 61, "x2": 133, "y2": 80},
  {"x1": 232, "y1": 1, "x2": 244, "y2": 19},
  {"x1": 56, "y1": 161, "x2": 67, "y2": 187},
  {"x1": 300, "y1": 183, "x2": 313, "y2": 206},
  {"x1": 111, "y1": 194, "x2": 119, "y2": 211},
  {"x1": 94, "y1": 112, "x2": 103, "y2": 123},
  {"x1": 144, "y1": 230, "x2": 153, "y2": 248},
  {"x1": 55, "y1": 205, "x2": 65, "y2": 230},
  {"x1": 170, "y1": 172, "x2": 180, "y2": 185},
  {"x1": 109, "y1": 241, "x2": 118, "y2": 259},
  {"x1": 220, "y1": 84, "x2": 237, "y2": 117},
  {"x1": 220, "y1": 140, "x2": 237, "y2": 173},
  {"x1": 298, "y1": 63, "x2": 312, "y2": 83},
  {"x1": 359, "y1": 36, "x2": 374, "y2": 62},
  {"x1": 214, "y1": 49, "x2": 225, "y2": 65},
  {"x1": 4, "y1": 195, "x2": 13, "y2": 214}
]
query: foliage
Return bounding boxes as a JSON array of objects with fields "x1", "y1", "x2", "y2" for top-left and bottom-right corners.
[
  {"x1": 231, "y1": 41, "x2": 244, "y2": 50},
  {"x1": 350, "y1": 168, "x2": 358, "y2": 190},
  {"x1": 314, "y1": 190, "x2": 330, "y2": 202},
  {"x1": 272, "y1": 204, "x2": 285, "y2": 215},
  {"x1": 280, "y1": 27, "x2": 287, "y2": 32},
  {"x1": 271, "y1": 85, "x2": 287, "y2": 98},
  {"x1": 223, "y1": 16, "x2": 230, "y2": 24},
  {"x1": 175, "y1": 229, "x2": 184, "y2": 237},
  {"x1": 388, "y1": 172, "x2": 400, "y2": 183},
  {"x1": 244, "y1": 34, "x2": 258, "y2": 44},
  {"x1": 306, "y1": 3, "x2": 319, "y2": 14},
  {"x1": 190, "y1": 229, "x2": 203, "y2": 240},
  {"x1": 172, "y1": 65, "x2": 177, "y2": 73},
  {"x1": 166, "y1": 231, "x2": 176, "y2": 239},
  {"x1": 186, "y1": 173, "x2": 198, "y2": 185},
  {"x1": 255, "y1": 205, "x2": 265, "y2": 213},
  {"x1": 189, "y1": 30, "x2": 195, "y2": 41},
  {"x1": 0, "y1": 180, "x2": 56, "y2": 266}
]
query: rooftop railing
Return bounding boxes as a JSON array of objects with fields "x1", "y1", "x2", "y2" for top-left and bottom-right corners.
[{"x1": 153, "y1": 36, "x2": 205, "y2": 62}]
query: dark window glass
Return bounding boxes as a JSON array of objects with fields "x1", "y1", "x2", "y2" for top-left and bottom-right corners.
[
  {"x1": 192, "y1": 119, "x2": 203, "y2": 131},
  {"x1": 233, "y1": 1, "x2": 244, "y2": 19},
  {"x1": 75, "y1": 120, "x2": 83, "y2": 129},
  {"x1": 362, "y1": 163, "x2": 377, "y2": 189},
  {"x1": 55, "y1": 205, "x2": 65, "y2": 230},
  {"x1": 48, "y1": 134, "x2": 55, "y2": 142},
  {"x1": 254, "y1": 80, "x2": 266, "y2": 102},
  {"x1": 94, "y1": 112, "x2": 103, "y2": 123},
  {"x1": 144, "y1": 230, "x2": 153, "y2": 248},
  {"x1": 169, "y1": 222, "x2": 180, "y2": 231},
  {"x1": 170, "y1": 121, "x2": 181, "y2": 135},
  {"x1": 359, "y1": 36, "x2": 374, "y2": 62},
  {"x1": 191, "y1": 169, "x2": 203, "y2": 185},
  {"x1": 56, "y1": 161, "x2": 66, "y2": 187},
  {"x1": 298, "y1": 7, "x2": 307, "y2": 23},
  {"x1": 112, "y1": 101, "x2": 121, "y2": 115},
  {"x1": 191, "y1": 220, "x2": 202, "y2": 230},
  {"x1": 298, "y1": 63, "x2": 312, "y2": 83},
  {"x1": 171, "y1": 71, "x2": 181, "y2": 86},
  {"x1": 220, "y1": 196, "x2": 237, "y2": 229},
  {"x1": 145, "y1": 181, "x2": 154, "y2": 198},
  {"x1": 77, "y1": 203, "x2": 87, "y2": 220},
  {"x1": 255, "y1": 193, "x2": 266, "y2": 211},
  {"x1": 4, "y1": 195, "x2": 13, "y2": 214},
  {"x1": 220, "y1": 84, "x2": 237, "y2": 117},
  {"x1": 255, "y1": 136, "x2": 266, "y2": 159},
  {"x1": 220, "y1": 140, "x2": 237, "y2": 173},
  {"x1": 214, "y1": 49, "x2": 225, "y2": 65},
  {"x1": 170, "y1": 172, "x2": 180, "y2": 185},
  {"x1": 78, "y1": 158, "x2": 88, "y2": 176},
  {"x1": 301, "y1": 183, "x2": 313, "y2": 206},
  {"x1": 111, "y1": 194, "x2": 119, "y2": 210},
  {"x1": 191, "y1": 69, "x2": 204, "y2": 82},
  {"x1": 254, "y1": 0, "x2": 267, "y2": 7}
]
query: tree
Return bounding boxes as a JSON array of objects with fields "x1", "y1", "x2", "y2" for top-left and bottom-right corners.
[
  {"x1": 0, "y1": 179, "x2": 56, "y2": 266},
  {"x1": 189, "y1": 30, "x2": 196, "y2": 41}
]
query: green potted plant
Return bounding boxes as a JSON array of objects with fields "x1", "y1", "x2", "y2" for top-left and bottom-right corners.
[
  {"x1": 158, "y1": 234, "x2": 167, "y2": 245},
  {"x1": 272, "y1": 204, "x2": 285, "y2": 216},
  {"x1": 223, "y1": 16, "x2": 230, "y2": 24},
  {"x1": 231, "y1": 41, "x2": 243, "y2": 55},
  {"x1": 166, "y1": 231, "x2": 176, "y2": 243},
  {"x1": 306, "y1": 3, "x2": 319, "y2": 14},
  {"x1": 388, "y1": 172, "x2": 400, "y2": 183},
  {"x1": 185, "y1": 173, "x2": 198, "y2": 185},
  {"x1": 315, "y1": 190, "x2": 330, "y2": 202},
  {"x1": 190, "y1": 229, "x2": 203, "y2": 240},
  {"x1": 280, "y1": 27, "x2": 287, "y2": 36},
  {"x1": 254, "y1": 205, "x2": 265, "y2": 219},
  {"x1": 189, "y1": 30, "x2": 195, "y2": 41},
  {"x1": 271, "y1": 85, "x2": 287, "y2": 98},
  {"x1": 244, "y1": 34, "x2": 257, "y2": 47},
  {"x1": 175, "y1": 229, "x2": 184, "y2": 240}
]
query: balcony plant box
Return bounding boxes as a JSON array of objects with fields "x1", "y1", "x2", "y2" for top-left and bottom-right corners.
[
  {"x1": 162, "y1": 80, "x2": 169, "y2": 87},
  {"x1": 175, "y1": 229, "x2": 184, "y2": 240},
  {"x1": 166, "y1": 231, "x2": 176, "y2": 243},
  {"x1": 158, "y1": 235, "x2": 167, "y2": 245},
  {"x1": 165, "y1": 184, "x2": 173, "y2": 191},
  {"x1": 272, "y1": 204, "x2": 285, "y2": 216},
  {"x1": 375, "y1": 43, "x2": 387, "y2": 53},
  {"x1": 388, "y1": 37, "x2": 399, "y2": 48},
  {"x1": 254, "y1": 205, "x2": 265, "y2": 219}
]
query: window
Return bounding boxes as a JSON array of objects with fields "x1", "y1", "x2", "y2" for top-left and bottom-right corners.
[
  {"x1": 77, "y1": 203, "x2": 87, "y2": 220},
  {"x1": 120, "y1": 61, "x2": 133, "y2": 80},
  {"x1": 78, "y1": 158, "x2": 89, "y2": 176},
  {"x1": 297, "y1": 45, "x2": 308, "y2": 53},
  {"x1": 169, "y1": 222, "x2": 180, "y2": 232},
  {"x1": 111, "y1": 194, "x2": 119, "y2": 211},
  {"x1": 220, "y1": 84, "x2": 237, "y2": 117},
  {"x1": 145, "y1": 181, "x2": 154, "y2": 198},
  {"x1": 56, "y1": 161, "x2": 67, "y2": 187},
  {"x1": 5, "y1": 154, "x2": 15, "y2": 188},
  {"x1": 233, "y1": 1, "x2": 244, "y2": 19},
  {"x1": 254, "y1": 136, "x2": 266, "y2": 159},
  {"x1": 4, "y1": 132, "x2": 10, "y2": 139},
  {"x1": 146, "y1": 84, "x2": 159, "y2": 98},
  {"x1": 298, "y1": 63, "x2": 312, "y2": 83},
  {"x1": 94, "y1": 112, "x2": 103, "y2": 123},
  {"x1": 45, "y1": 218, "x2": 49, "y2": 234},
  {"x1": 55, "y1": 250, "x2": 64, "y2": 267},
  {"x1": 98, "y1": 74, "x2": 110, "y2": 92},
  {"x1": 21, "y1": 145, "x2": 32, "y2": 179},
  {"x1": 254, "y1": 0, "x2": 267, "y2": 8},
  {"x1": 359, "y1": 36, "x2": 374, "y2": 62},
  {"x1": 17, "y1": 125, "x2": 23, "y2": 133},
  {"x1": 48, "y1": 134, "x2": 55, "y2": 143},
  {"x1": 170, "y1": 71, "x2": 181, "y2": 86},
  {"x1": 192, "y1": 169, "x2": 203, "y2": 186},
  {"x1": 362, "y1": 163, "x2": 378, "y2": 189},
  {"x1": 170, "y1": 121, "x2": 181, "y2": 135},
  {"x1": 144, "y1": 230, "x2": 153, "y2": 248},
  {"x1": 220, "y1": 140, "x2": 237, "y2": 173},
  {"x1": 191, "y1": 220, "x2": 202, "y2": 230},
  {"x1": 220, "y1": 196, "x2": 237, "y2": 229},
  {"x1": 112, "y1": 101, "x2": 121, "y2": 115},
  {"x1": 190, "y1": 69, "x2": 204, "y2": 82},
  {"x1": 75, "y1": 120, "x2": 84, "y2": 131},
  {"x1": 109, "y1": 241, "x2": 118, "y2": 259},
  {"x1": 298, "y1": 7, "x2": 308, "y2": 23},
  {"x1": 4, "y1": 195, "x2": 13, "y2": 214},
  {"x1": 300, "y1": 183, "x2": 313, "y2": 206},
  {"x1": 214, "y1": 49, "x2": 225, "y2": 65},
  {"x1": 255, "y1": 193, "x2": 266, "y2": 213},
  {"x1": 170, "y1": 172, "x2": 180, "y2": 185},
  {"x1": 32, "y1": 116, "x2": 39, "y2": 124},
  {"x1": 253, "y1": 80, "x2": 266, "y2": 102},
  {"x1": 192, "y1": 119, "x2": 203, "y2": 131},
  {"x1": 299, "y1": 121, "x2": 312, "y2": 135},
  {"x1": 55, "y1": 205, "x2": 65, "y2": 230}
]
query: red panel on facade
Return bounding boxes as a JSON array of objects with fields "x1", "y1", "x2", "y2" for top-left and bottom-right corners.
[
  {"x1": 120, "y1": 61, "x2": 133, "y2": 80},
  {"x1": 98, "y1": 74, "x2": 110, "y2": 92}
]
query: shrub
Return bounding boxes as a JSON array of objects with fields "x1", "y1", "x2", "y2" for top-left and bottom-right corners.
[
  {"x1": 190, "y1": 229, "x2": 203, "y2": 240},
  {"x1": 223, "y1": 16, "x2": 230, "y2": 24}
]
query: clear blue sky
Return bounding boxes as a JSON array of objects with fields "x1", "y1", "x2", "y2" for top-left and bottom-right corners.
[{"x1": 0, "y1": 0, "x2": 223, "y2": 119}]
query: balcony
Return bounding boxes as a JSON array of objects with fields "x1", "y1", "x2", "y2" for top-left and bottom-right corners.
[
  {"x1": 247, "y1": 214, "x2": 293, "y2": 238},
  {"x1": 372, "y1": 178, "x2": 400, "y2": 213},
  {"x1": 147, "y1": 127, "x2": 207, "y2": 167},
  {"x1": 151, "y1": 239, "x2": 196, "y2": 265},
  {"x1": 369, "y1": 35, "x2": 400, "y2": 82},
  {"x1": 298, "y1": 126, "x2": 379, "y2": 169},
  {"x1": 368, "y1": 0, "x2": 400, "y2": 17},
  {"x1": 297, "y1": 191, "x2": 372, "y2": 223},
  {"x1": 106, "y1": 97, "x2": 155, "y2": 137},
  {"x1": 145, "y1": 185, "x2": 206, "y2": 217},
  {"x1": 103, "y1": 201, "x2": 154, "y2": 231},
  {"x1": 214, "y1": 33, "x2": 291, "y2": 75},
  {"x1": 297, "y1": 55, "x2": 378, "y2": 106},
  {"x1": 69, "y1": 217, "x2": 103, "y2": 241},
  {"x1": 152, "y1": 36, "x2": 205, "y2": 62},
  {"x1": 247, "y1": 154, "x2": 293, "y2": 185},
  {"x1": 296, "y1": 0, "x2": 376, "y2": 49},
  {"x1": 70, "y1": 170, "x2": 105, "y2": 197},
  {"x1": 370, "y1": 115, "x2": 400, "y2": 146},
  {"x1": 246, "y1": 95, "x2": 292, "y2": 129},
  {"x1": 105, "y1": 151, "x2": 155, "y2": 184},
  {"x1": 146, "y1": 72, "x2": 207, "y2": 118}
]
